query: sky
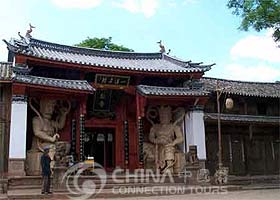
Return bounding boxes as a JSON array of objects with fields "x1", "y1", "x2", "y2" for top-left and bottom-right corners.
[{"x1": 0, "y1": 0, "x2": 280, "y2": 82}]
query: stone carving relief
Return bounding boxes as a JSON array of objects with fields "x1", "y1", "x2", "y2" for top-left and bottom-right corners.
[
  {"x1": 54, "y1": 141, "x2": 71, "y2": 167},
  {"x1": 197, "y1": 168, "x2": 210, "y2": 183},
  {"x1": 143, "y1": 105, "x2": 186, "y2": 173},
  {"x1": 214, "y1": 167, "x2": 229, "y2": 185},
  {"x1": 26, "y1": 98, "x2": 70, "y2": 175}
]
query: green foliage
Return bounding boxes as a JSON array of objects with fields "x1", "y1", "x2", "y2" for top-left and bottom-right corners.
[
  {"x1": 75, "y1": 37, "x2": 133, "y2": 52},
  {"x1": 227, "y1": 0, "x2": 280, "y2": 41}
]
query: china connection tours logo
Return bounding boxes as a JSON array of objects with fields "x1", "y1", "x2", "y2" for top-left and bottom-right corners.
[
  {"x1": 62, "y1": 162, "x2": 107, "y2": 200},
  {"x1": 62, "y1": 162, "x2": 227, "y2": 199}
]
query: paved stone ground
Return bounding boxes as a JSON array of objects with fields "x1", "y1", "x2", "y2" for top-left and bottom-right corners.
[
  {"x1": 94, "y1": 189, "x2": 280, "y2": 200},
  {"x1": 2, "y1": 187, "x2": 280, "y2": 199}
]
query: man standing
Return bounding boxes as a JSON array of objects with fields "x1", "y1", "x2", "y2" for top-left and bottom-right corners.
[{"x1": 41, "y1": 146, "x2": 52, "y2": 194}]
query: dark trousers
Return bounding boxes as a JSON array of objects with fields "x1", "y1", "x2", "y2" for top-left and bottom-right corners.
[{"x1": 41, "y1": 175, "x2": 51, "y2": 193}]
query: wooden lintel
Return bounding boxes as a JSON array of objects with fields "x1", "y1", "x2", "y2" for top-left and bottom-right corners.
[
  {"x1": 91, "y1": 83, "x2": 136, "y2": 95},
  {"x1": 85, "y1": 118, "x2": 117, "y2": 127},
  {"x1": 14, "y1": 82, "x2": 92, "y2": 95},
  {"x1": 12, "y1": 83, "x2": 26, "y2": 95}
]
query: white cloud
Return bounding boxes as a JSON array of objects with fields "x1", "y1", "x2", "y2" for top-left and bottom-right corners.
[
  {"x1": 113, "y1": 0, "x2": 140, "y2": 13},
  {"x1": 167, "y1": 0, "x2": 177, "y2": 8},
  {"x1": 224, "y1": 30, "x2": 280, "y2": 82},
  {"x1": 112, "y1": 0, "x2": 159, "y2": 18},
  {"x1": 51, "y1": 0, "x2": 103, "y2": 9},
  {"x1": 182, "y1": 0, "x2": 198, "y2": 5},
  {"x1": 231, "y1": 30, "x2": 280, "y2": 63},
  {"x1": 223, "y1": 63, "x2": 280, "y2": 82}
]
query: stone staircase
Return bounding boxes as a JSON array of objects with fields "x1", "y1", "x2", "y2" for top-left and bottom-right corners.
[
  {"x1": 6, "y1": 174, "x2": 280, "y2": 199},
  {"x1": 7, "y1": 174, "x2": 196, "y2": 199}
]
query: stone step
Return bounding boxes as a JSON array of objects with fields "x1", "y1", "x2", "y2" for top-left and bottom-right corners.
[
  {"x1": 8, "y1": 176, "x2": 188, "y2": 189},
  {"x1": 9, "y1": 182, "x2": 189, "y2": 190},
  {"x1": 7, "y1": 184, "x2": 280, "y2": 200},
  {"x1": 228, "y1": 175, "x2": 280, "y2": 185},
  {"x1": 0, "y1": 195, "x2": 8, "y2": 200},
  {"x1": 7, "y1": 185, "x2": 242, "y2": 200},
  {"x1": 8, "y1": 175, "x2": 186, "y2": 187}
]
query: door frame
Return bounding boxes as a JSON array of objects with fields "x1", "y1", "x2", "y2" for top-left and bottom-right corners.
[{"x1": 85, "y1": 126, "x2": 117, "y2": 171}]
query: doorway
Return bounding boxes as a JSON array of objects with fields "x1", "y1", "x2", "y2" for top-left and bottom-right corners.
[{"x1": 84, "y1": 128, "x2": 115, "y2": 170}]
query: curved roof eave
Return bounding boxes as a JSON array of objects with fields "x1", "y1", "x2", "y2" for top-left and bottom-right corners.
[{"x1": 3, "y1": 37, "x2": 213, "y2": 74}]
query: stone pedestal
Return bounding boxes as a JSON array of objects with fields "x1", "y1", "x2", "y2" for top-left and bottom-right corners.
[
  {"x1": 26, "y1": 151, "x2": 42, "y2": 176},
  {"x1": 53, "y1": 166, "x2": 68, "y2": 192},
  {"x1": 184, "y1": 164, "x2": 200, "y2": 185},
  {"x1": 8, "y1": 159, "x2": 26, "y2": 176}
]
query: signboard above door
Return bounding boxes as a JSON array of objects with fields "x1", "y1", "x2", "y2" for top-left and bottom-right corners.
[{"x1": 95, "y1": 74, "x2": 130, "y2": 89}]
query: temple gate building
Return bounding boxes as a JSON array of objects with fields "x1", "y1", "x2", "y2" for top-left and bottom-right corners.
[{"x1": 1, "y1": 35, "x2": 279, "y2": 178}]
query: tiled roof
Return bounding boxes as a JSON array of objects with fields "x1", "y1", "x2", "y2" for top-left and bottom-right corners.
[
  {"x1": 137, "y1": 85, "x2": 210, "y2": 96},
  {"x1": 0, "y1": 62, "x2": 13, "y2": 81},
  {"x1": 205, "y1": 113, "x2": 280, "y2": 124},
  {"x1": 202, "y1": 77, "x2": 280, "y2": 98},
  {"x1": 14, "y1": 74, "x2": 94, "y2": 92},
  {"x1": 0, "y1": 62, "x2": 94, "y2": 92},
  {"x1": 3, "y1": 37, "x2": 214, "y2": 73}
]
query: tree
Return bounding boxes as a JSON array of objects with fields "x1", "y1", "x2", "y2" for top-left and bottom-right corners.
[
  {"x1": 75, "y1": 37, "x2": 133, "y2": 52},
  {"x1": 227, "y1": 0, "x2": 280, "y2": 42}
]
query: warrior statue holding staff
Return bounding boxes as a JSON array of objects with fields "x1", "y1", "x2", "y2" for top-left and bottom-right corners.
[
  {"x1": 30, "y1": 99, "x2": 70, "y2": 152},
  {"x1": 144, "y1": 105, "x2": 185, "y2": 173},
  {"x1": 26, "y1": 98, "x2": 70, "y2": 175}
]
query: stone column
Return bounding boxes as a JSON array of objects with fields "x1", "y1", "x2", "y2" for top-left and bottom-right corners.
[
  {"x1": 0, "y1": 84, "x2": 11, "y2": 194},
  {"x1": 9, "y1": 95, "x2": 27, "y2": 176},
  {"x1": 184, "y1": 106, "x2": 206, "y2": 168}
]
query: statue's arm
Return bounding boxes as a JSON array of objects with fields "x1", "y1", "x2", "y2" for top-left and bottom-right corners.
[
  {"x1": 171, "y1": 125, "x2": 184, "y2": 146},
  {"x1": 52, "y1": 112, "x2": 67, "y2": 130},
  {"x1": 33, "y1": 117, "x2": 56, "y2": 143},
  {"x1": 53, "y1": 101, "x2": 71, "y2": 129}
]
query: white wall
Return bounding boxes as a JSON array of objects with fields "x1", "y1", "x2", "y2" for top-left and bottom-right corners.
[
  {"x1": 184, "y1": 110, "x2": 206, "y2": 160},
  {"x1": 9, "y1": 102, "x2": 27, "y2": 158}
]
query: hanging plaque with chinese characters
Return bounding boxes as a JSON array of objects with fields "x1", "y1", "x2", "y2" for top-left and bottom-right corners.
[
  {"x1": 95, "y1": 74, "x2": 130, "y2": 89},
  {"x1": 93, "y1": 90, "x2": 112, "y2": 111}
]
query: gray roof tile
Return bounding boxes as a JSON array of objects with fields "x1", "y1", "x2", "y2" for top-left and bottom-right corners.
[
  {"x1": 4, "y1": 37, "x2": 213, "y2": 73},
  {"x1": 1, "y1": 62, "x2": 94, "y2": 92},
  {"x1": 14, "y1": 74, "x2": 94, "y2": 92},
  {"x1": 137, "y1": 85, "x2": 210, "y2": 96},
  {"x1": 202, "y1": 77, "x2": 280, "y2": 98},
  {"x1": 205, "y1": 113, "x2": 280, "y2": 124}
]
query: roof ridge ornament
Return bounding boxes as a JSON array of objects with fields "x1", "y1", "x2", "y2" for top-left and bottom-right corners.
[
  {"x1": 157, "y1": 40, "x2": 166, "y2": 53},
  {"x1": 25, "y1": 23, "x2": 35, "y2": 39},
  {"x1": 3, "y1": 24, "x2": 35, "y2": 53},
  {"x1": 157, "y1": 40, "x2": 171, "y2": 55}
]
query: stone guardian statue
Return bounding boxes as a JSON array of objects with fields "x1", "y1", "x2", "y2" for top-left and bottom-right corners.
[
  {"x1": 143, "y1": 106, "x2": 185, "y2": 173},
  {"x1": 26, "y1": 99, "x2": 70, "y2": 175}
]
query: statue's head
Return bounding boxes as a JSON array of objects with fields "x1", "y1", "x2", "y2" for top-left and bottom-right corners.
[
  {"x1": 158, "y1": 105, "x2": 172, "y2": 124},
  {"x1": 40, "y1": 99, "x2": 56, "y2": 119}
]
